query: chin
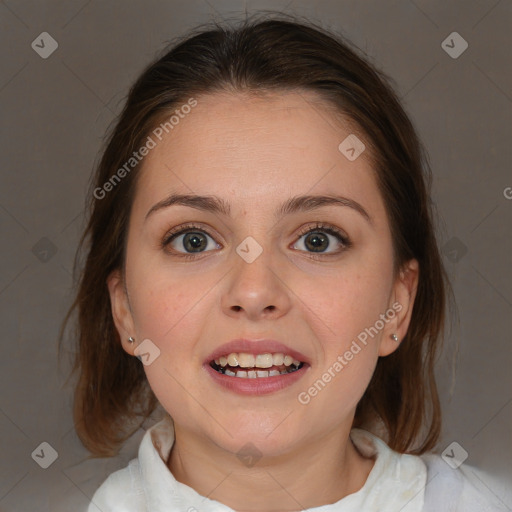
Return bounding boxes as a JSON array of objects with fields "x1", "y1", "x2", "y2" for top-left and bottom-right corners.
[{"x1": 212, "y1": 415, "x2": 302, "y2": 456}]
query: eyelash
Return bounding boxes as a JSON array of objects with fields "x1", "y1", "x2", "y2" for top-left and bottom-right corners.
[{"x1": 161, "y1": 222, "x2": 352, "y2": 261}]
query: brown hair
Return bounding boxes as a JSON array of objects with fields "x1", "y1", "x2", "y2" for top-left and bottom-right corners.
[{"x1": 60, "y1": 12, "x2": 452, "y2": 458}]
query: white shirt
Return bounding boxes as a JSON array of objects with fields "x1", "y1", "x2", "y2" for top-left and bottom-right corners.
[{"x1": 87, "y1": 414, "x2": 507, "y2": 512}]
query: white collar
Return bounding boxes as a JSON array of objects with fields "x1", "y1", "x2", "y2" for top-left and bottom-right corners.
[{"x1": 137, "y1": 414, "x2": 427, "y2": 512}]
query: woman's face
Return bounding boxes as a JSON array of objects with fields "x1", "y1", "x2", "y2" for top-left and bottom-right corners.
[{"x1": 109, "y1": 90, "x2": 418, "y2": 456}]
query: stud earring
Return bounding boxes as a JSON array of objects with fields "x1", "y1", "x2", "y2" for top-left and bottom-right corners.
[
  {"x1": 128, "y1": 336, "x2": 135, "y2": 343},
  {"x1": 391, "y1": 333, "x2": 399, "y2": 342}
]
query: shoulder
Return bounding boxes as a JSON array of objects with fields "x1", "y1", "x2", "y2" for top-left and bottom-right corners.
[
  {"x1": 87, "y1": 458, "x2": 145, "y2": 512},
  {"x1": 421, "y1": 453, "x2": 508, "y2": 512}
]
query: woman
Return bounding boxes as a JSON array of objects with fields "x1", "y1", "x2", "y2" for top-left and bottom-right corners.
[{"x1": 63, "y1": 13, "x2": 505, "y2": 512}]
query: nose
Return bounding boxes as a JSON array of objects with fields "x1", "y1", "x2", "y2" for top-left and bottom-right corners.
[{"x1": 221, "y1": 245, "x2": 292, "y2": 322}]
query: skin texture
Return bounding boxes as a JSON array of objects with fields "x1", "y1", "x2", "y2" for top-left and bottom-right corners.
[{"x1": 108, "y1": 90, "x2": 419, "y2": 511}]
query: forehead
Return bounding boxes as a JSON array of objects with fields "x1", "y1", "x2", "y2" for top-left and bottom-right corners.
[{"x1": 133, "y1": 90, "x2": 384, "y2": 219}]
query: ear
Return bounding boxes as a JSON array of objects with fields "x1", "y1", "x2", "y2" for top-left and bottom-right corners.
[
  {"x1": 379, "y1": 258, "x2": 419, "y2": 357},
  {"x1": 107, "y1": 269, "x2": 136, "y2": 356}
]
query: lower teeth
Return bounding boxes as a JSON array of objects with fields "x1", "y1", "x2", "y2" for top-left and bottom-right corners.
[{"x1": 213, "y1": 363, "x2": 303, "y2": 378}]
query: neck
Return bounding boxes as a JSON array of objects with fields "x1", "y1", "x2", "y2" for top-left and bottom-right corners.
[{"x1": 167, "y1": 423, "x2": 375, "y2": 511}]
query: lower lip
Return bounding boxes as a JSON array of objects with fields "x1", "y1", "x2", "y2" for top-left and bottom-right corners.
[{"x1": 204, "y1": 363, "x2": 310, "y2": 395}]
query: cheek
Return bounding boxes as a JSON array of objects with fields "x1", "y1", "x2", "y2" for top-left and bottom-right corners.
[
  {"x1": 126, "y1": 245, "x2": 207, "y2": 331},
  {"x1": 302, "y1": 265, "x2": 393, "y2": 346},
  {"x1": 131, "y1": 283, "x2": 198, "y2": 343},
  {"x1": 295, "y1": 271, "x2": 387, "y2": 415},
  {"x1": 126, "y1": 258, "x2": 224, "y2": 372},
  {"x1": 127, "y1": 270, "x2": 208, "y2": 414}
]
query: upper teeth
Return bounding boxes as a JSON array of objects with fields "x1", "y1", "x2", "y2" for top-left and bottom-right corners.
[{"x1": 214, "y1": 353, "x2": 301, "y2": 368}]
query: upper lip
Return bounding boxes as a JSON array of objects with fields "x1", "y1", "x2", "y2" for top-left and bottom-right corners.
[{"x1": 205, "y1": 339, "x2": 311, "y2": 366}]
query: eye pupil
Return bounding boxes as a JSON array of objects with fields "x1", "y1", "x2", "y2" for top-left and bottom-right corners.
[
  {"x1": 184, "y1": 232, "x2": 206, "y2": 252},
  {"x1": 306, "y1": 232, "x2": 329, "y2": 252},
  {"x1": 167, "y1": 225, "x2": 345, "y2": 258}
]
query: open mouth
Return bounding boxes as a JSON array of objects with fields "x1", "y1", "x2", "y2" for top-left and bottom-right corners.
[{"x1": 209, "y1": 352, "x2": 305, "y2": 378}]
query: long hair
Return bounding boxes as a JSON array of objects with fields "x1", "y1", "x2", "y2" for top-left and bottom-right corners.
[{"x1": 60, "y1": 12, "x2": 451, "y2": 457}]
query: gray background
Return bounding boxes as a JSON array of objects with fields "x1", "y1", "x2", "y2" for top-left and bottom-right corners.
[{"x1": 0, "y1": 1, "x2": 511, "y2": 510}]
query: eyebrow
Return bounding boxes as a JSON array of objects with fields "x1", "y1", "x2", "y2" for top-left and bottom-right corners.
[{"x1": 145, "y1": 193, "x2": 372, "y2": 225}]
